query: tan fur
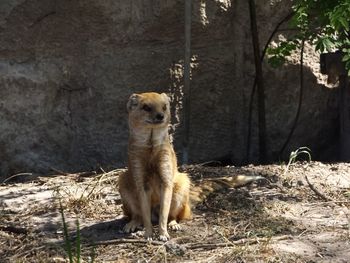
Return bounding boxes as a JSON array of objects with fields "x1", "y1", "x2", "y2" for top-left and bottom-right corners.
[
  {"x1": 190, "y1": 175, "x2": 265, "y2": 203},
  {"x1": 119, "y1": 92, "x2": 191, "y2": 241},
  {"x1": 119, "y1": 92, "x2": 264, "y2": 241}
]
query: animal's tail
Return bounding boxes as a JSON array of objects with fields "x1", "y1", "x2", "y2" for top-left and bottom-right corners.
[{"x1": 190, "y1": 175, "x2": 265, "y2": 203}]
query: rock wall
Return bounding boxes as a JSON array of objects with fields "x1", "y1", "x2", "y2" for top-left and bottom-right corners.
[{"x1": 0, "y1": 0, "x2": 339, "y2": 178}]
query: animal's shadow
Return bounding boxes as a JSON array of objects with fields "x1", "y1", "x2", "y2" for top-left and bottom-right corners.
[
  {"x1": 79, "y1": 217, "x2": 129, "y2": 242},
  {"x1": 79, "y1": 214, "x2": 173, "y2": 243}
]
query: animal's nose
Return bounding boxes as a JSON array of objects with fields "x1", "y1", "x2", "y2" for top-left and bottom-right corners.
[{"x1": 155, "y1": 113, "x2": 164, "y2": 121}]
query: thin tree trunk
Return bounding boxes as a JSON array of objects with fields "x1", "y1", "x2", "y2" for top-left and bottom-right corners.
[
  {"x1": 248, "y1": 0, "x2": 267, "y2": 164},
  {"x1": 182, "y1": 0, "x2": 192, "y2": 164},
  {"x1": 340, "y1": 75, "x2": 350, "y2": 161},
  {"x1": 246, "y1": 11, "x2": 295, "y2": 163}
]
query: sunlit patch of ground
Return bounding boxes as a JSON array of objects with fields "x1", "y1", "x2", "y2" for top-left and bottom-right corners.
[{"x1": 0, "y1": 162, "x2": 349, "y2": 262}]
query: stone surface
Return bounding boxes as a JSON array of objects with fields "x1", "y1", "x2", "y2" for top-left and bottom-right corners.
[{"x1": 0, "y1": 0, "x2": 339, "y2": 178}]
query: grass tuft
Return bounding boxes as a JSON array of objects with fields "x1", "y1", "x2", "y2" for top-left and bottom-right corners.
[{"x1": 284, "y1": 147, "x2": 312, "y2": 175}]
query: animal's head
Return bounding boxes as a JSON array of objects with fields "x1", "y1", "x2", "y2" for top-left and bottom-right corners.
[{"x1": 127, "y1": 92, "x2": 171, "y2": 128}]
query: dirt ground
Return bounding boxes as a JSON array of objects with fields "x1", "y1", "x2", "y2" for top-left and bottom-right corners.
[{"x1": 0, "y1": 161, "x2": 349, "y2": 262}]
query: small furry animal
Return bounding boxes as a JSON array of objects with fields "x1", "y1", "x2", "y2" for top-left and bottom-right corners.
[
  {"x1": 119, "y1": 92, "x2": 264, "y2": 241},
  {"x1": 119, "y1": 92, "x2": 191, "y2": 241}
]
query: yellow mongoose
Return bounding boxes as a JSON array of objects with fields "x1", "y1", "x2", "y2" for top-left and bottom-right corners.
[
  {"x1": 119, "y1": 92, "x2": 191, "y2": 241},
  {"x1": 119, "y1": 92, "x2": 263, "y2": 241}
]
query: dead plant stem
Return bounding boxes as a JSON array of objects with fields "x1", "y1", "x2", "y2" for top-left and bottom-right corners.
[{"x1": 305, "y1": 175, "x2": 332, "y2": 201}]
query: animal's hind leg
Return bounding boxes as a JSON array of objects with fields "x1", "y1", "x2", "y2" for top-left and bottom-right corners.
[
  {"x1": 168, "y1": 219, "x2": 181, "y2": 231},
  {"x1": 168, "y1": 172, "x2": 192, "y2": 231}
]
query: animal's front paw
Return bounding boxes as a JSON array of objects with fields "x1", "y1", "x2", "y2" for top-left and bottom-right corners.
[
  {"x1": 159, "y1": 231, "x2": 170, "y2": 241},
  {"x1": 168, "y1": 220, "x2": 181, "y2": 231},
  {"x1": 123, "y1": 219, "x2": 142, "y2": 233},
  {"x1": 144, "y1": 228, "x2": 153, "y2": 240}
]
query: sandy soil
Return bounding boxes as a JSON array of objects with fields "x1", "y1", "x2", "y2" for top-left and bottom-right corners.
[{"x1": 0, "y1": 161, "x2": 349, "y2": 262}]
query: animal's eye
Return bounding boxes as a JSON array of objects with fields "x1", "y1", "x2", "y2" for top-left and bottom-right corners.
[
  {"x1": 142, "y1": 104, "x2": 151, "y2": 112},
  {"x1": 163, "y1": 104, "x2": 167, "y2": 111}
]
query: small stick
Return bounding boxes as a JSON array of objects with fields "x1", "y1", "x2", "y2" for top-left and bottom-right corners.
[
  {"x1": 304, "y1": 175, "x2": 332, "y2": 201},
  {"x1": 90, "y1": 235, "x2": 290, "y2": 249},
  {"x1": 88, "y1": 238, "x2": 164, "y2": 247},
  {"x1": 185, "y1": 235, "x2": 290, "y2": 250},
  {"x1": 50, "y1": 167, "x2": 69, "y2": 175},
  {"x1": 11, "y1": 245, "x2": 46, "y2": 259},
  {"x1": 304, "y1": 201, "x2": 350, "y2": 206},
  {"x1": 2, "y1": 173, "x2": 32, "y2": 184}
]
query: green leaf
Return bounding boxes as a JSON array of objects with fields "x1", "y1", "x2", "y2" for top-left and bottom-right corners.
[
  {"x1": 269, "y1": 0, "x2": 350, "y2": 74},
  {"x1": 268, "y1": 56, "x2": 285, "y2": 68},
  {"x1": 76, "y1": 219, "x2": 81, "y2": 263},
  {"x1": 342, "y1": 54, "x2": 350, "y2": 62},
  {"x1": 346, "y1": 61, "x2": 350, "y2": 76},
  {"x1": 323, "y1": 38, "x2": 334, "y2": 51},
  {"x1": 315, "y1": 40, "x2": 324, "y2": 52},
  {"x1": 266, "y1": 46, "x2": 277, "y2": 55},
  {"x1": 338, "y1": 16, "x2": 349, "y2": 31},
  {"x1": 59, "y1": 200, "x2": 74, "y2": 263}
]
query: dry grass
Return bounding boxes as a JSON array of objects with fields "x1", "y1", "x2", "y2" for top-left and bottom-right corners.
[{"x1": 0, "y1": 162, "x2": 349, "y2": 262}]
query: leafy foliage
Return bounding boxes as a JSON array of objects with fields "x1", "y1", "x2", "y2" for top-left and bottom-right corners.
[{"x1": 267, "y1": 0, "x2": 350, "y2": 75}]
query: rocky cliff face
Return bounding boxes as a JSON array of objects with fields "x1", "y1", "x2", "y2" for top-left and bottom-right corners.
[{"x1": 0, "y1": 0, "x2": 339, "y2": 178}]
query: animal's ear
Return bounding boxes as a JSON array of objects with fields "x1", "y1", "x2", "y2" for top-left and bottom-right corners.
[
  {"x1": 127, "y1": 93, "x2": 140, "y2": 112},
  {"x1": 161, "y1": 93, "x2": 171, "y2": 103}
]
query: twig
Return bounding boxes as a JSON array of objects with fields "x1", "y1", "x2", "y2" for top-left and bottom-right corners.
[
  {"x1": 246, "y1": 11, "x2": 295, "y2": 162},
  {"x1": 29, "y1": 11, "x2": 56, "y2": 27},
  {"x1": 248, "y1": 0, "x2": 267, "y2": 164},
  {"x1": 279, "y1": 39, "x2": 305, "y2": 157},
  {"x1": 304, "y1": 200, "x2": 350, "y2": 206},
  {"x1": 50, "y1": 167, "x2": 69, "y2": 175},
  {"x1": 2, "y1": 173, "x2": 32, "y2": 184},
  {"x1": 90, "y1": 235, "x2": 291, "y2": 250},
  {"x1": 185, "y1": 235, "x2": 290, "y2": 250},
  {"x1": 50, "y1": 167, "x2": 98, "y2": 177},
  {"x1": 76, "y1": 171, "x2": 97, "y2": 178},
  {"x1": 98, "y1": 166, "x2": 107, "y2": 174},
  {"x1": 196, "y1": 161, "x2": 222, "y2": 167},
  {"x1": 12, "y1": 245, "x2": 46, "y2": 259},
  {"x1": 88, "y1": 238, "x2": 164, "y2": 247},
  {"x1": 304, "y1": 175, "x2": 332, "y2": 201},
  {"x1": 60, "y1": 83, "x2": 89, "y2": 92}
]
